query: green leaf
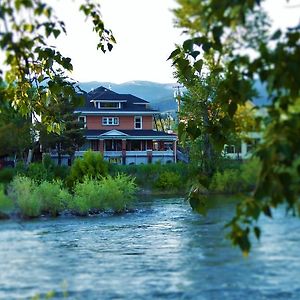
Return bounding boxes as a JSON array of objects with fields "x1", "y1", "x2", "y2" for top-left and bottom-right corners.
[
  {"x1": 194, "y1": 59, "x2": 203, "y2": 73},
  {"x1": 271, "y1": 30, "x2": 282, "y2": 40},
  {"x1": 167, "y1": 48, "x2": 181, "y2": 61},
  {"x1": 254, "y1": 226, "x2": 261, "y2": 240},
  {"x1": 183, "y1": 39, "x2": 194, "y2": 52}
]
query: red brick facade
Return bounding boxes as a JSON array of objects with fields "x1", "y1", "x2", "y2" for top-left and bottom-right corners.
[{"x1": 86, "y1": 115, "x2": 153, "y2": 130}]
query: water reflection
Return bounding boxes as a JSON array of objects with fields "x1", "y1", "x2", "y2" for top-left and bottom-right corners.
[{"x1": 0, "y1": 196, "x2": 300, "y2": 299}]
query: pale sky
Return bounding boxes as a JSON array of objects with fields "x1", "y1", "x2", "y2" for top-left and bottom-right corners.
[{"x1": 50, "y1": 0, "x2": 299, "y2": 84}]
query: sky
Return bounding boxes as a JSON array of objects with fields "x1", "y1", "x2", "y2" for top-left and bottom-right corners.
[{"x1": 50, "y1": 0, "x2": 300, "y2": 84}]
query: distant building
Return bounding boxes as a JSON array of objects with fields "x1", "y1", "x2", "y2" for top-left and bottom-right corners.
[{"x1": 68, "y1": 86, "x2": 177, "y2": 165}]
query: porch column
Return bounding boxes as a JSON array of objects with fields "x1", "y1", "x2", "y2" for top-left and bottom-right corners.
[
  {"x1": 99, "y1": 139, "x2": 104, "y2": 153},
  {"x1": 122, "y1": 139, "x2": 126, "y2": 165},
  {"x1": 173, "y1": 140, "x2": 177, "y2": 163}
]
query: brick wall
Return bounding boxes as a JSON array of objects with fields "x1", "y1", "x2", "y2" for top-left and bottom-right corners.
[{"x1": 86, "y1": 115, "x2": 153, "y2": 130}]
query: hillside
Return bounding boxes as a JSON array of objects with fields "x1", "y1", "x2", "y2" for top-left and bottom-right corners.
[
  {"x1": 79, "y1": 81, "x2": 178, "y2": 113},
  {"x1": 79, "y1": 80, "x2": 268, "y2": 113}
]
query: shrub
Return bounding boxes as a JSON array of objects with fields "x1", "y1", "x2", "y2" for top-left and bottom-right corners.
[
  {"x1": 0, "y1": 184, "x2": 14, "y2": 217},
  {"x1": 42, "y1": 154, "x2": 55, "y2": 170},
  {"x1": 8, "y1": 176, "x2": 41, "y2": 218},
  {"x1": 240, "y1": 158, "x2": 261, "y2": 190},
  {"x1": 70, "y1": 174, "x2": 137, "y2": 215},
  {"x1": 109, "y1": 162, "x2": 190, "y2": 190},
  {"x1": 35, "y1": 181, "x2": 70, "y2": 217},
  {"x1": 71, "y1": 178, "x2": 103, "y2": 215},
  {"x1": 100, "y1": 174, "x2": 137, "y2": 212},
  {"x1": 154, "y1": 171, "x2": 181, "y2": 191},
  {"x1": 0, "y1": 167, "x2": 15, "y2": 184},
  {"x1": 68, "y1": 151, "x2": 108, "y2": 186},
  {"x1": 27, "y1": 162, "x2": 52, "y2": 182}
]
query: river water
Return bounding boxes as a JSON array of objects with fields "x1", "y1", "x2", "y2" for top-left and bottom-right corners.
[{"x1": 0, "y1": 196, "x2": 300, "y2": 300}]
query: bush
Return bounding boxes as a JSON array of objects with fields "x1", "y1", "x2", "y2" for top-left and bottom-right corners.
[
  {"x1": 27, "y1": 162, "x2": 53, "y2": 182},
  {"x1": 209, "y1": 158, "x2": 260, "y2": 193},
  {"x1": 8, "y1": 176, "x2": 41, "y2": 218},
  {"x1": 100, "y1": 174, "x2": 137, "y2": 212},
  {"x1": 70, "y1": 174, "x2": 137, "y2": 215},
  {"x1": 68, "y1": 150, "x2": 108, "y2": 187},
  {"x1": 0, "y1": 167, "x2": 15, "y2": 184},
  {"x1": 0, "y1": 184, "x2": 14, "y2": 217},
  {"x1": 109, "y1": 162, "x2": 190, "y2": 190},
  {"x1": 154, "y1": 171, "x2": 181, "y2": 191},
  {"x1": 71, "y1": 178, "x2": 103, "y2": 215},
  {"x1": 35, "y1": 181, "x2": 70, "y2": 217}
]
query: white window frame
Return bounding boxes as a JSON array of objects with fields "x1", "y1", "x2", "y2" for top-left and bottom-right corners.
[
  {"x1": 102, "y1": 117, "x2": 119, "y2": 126},
  {"x1": 78, "y1": 116, "x2": 86, "y2": 128},
  {"x1": 134, "y1": 116, "x2": 143, "y2": 129}
]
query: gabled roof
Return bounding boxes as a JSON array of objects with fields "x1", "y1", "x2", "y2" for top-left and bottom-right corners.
[{"x1": 76, "y1": 86, "x2": 158, "y2": 113}]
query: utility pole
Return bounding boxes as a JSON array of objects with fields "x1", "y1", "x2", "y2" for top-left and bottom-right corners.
[{"x1": 173, "y1": 84, "x2": 183, "y2": 122}]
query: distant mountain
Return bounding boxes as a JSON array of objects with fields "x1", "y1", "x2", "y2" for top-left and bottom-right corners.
[
  {"x1": 79, "y1": 81, "x2": 178, "y2": 113},
  {"x1": 79, "y1": 79, "x2": 269, "y2": 113}
]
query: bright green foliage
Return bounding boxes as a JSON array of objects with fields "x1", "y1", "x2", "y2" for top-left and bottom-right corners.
[
  {"x1": 100, "y1": 174, "x2": 137, "y2": 212},
  {"x1": 35, "y1": 181, "x2": 69, "y2": 217},
  {"x1": 109, "y1": 162, "x2": 190, "y2": 192},
  {"x1": 172, "y1": 0, "x2": 300, "y2": 253},
  {"x1": 0, "y1": 0, "x2": 115, "y2": 131},
  {"x1": 68, "y1": 150, "x2": 108, "y2": 186},
  {"x1": 8, "y1": 176, "x2": 41, "y2": 218},
  {"x1": 71, "y1": 178, "x2": 103, "y2": 215},
  {"x1": 71, "y1": 174, "x2": 137, "y2": 215},
  {"x1": 154, "y1": 171, "x2": 181, "y2": 191}
]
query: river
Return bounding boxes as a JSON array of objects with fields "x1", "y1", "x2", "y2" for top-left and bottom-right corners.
[{"x1": 0, "y1": 196, "x2": 300, "y2": 299}]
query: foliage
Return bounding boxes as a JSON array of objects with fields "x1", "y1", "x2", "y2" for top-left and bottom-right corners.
[
  {"x1": 0, "y1": 0, "x2": 115, "y2": 131},
  {"x1": 172, "y1": 0, "x2": 300, "y2": 253},
  {"x1": 109, "y1": 162, "x2": 190, "y2": 191},
  {"x1": 71, "y1": 174, "x2": 137, "y2": 215},
  {"x1": 0, "y1": 184, "x2": 14, "y2": 216},
  {"x1": 68, "y1": 150, "x2": 108, "y2": 186},
  {"x1": 35, "y1": 181, "x2": 70, "y2": 217},
  {"x1": 0, "y1": 167, "x2": 15, "y2": 184},
  {"x1": 39, "y1": 99, "x2": 86, "y2": 165},
  {"x1": 100, "y1": 174, "x2": 137, "y2": 212},
  {"x1": 71, "y1": 178, "x2": 103, "y2": 215},
  {"x1": 154, "y1": 171, "x2": 181, "y2": 191},
  {"x1": 210, "y1": 158, "x2": 260, "y2": 194},
  {"x1": 8, "y1": 176, "x2": 41, "y2": 218},
  {"x1": 27, "y1": 163, "x2": 50, "y2": 182}
]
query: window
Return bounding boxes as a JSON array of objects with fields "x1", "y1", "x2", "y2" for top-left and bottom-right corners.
[
  {"x1": 78, "y1": 116, "x2": 86, "y2": 128},
  {"x1": 97, "y1": 102, "x2": 120, "y2": 109},
  {"x1": 102, "y1": 117, "x2": 119, "y2": 126},
  {"x1": 134, "y1": 116, "x2": 142, "y2": 129}
]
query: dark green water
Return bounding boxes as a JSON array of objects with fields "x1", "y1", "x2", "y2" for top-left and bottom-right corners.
[{"x1": 0, "y1": 196, "x2": 300, "y2": 300}]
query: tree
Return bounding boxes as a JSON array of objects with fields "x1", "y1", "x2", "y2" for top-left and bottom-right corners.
[
  {"x1": 171, "y1": 0, "x2": 300, "y2": 254},
  {"x1": 0, "y1": 0, "x2": 115, "y2": 132},
  {"x1": 0, "y1": 101, "x2": 33, "y2": 160},
  {"x1": 39, "y1": 95, "x2": 86, "y2": 165}
]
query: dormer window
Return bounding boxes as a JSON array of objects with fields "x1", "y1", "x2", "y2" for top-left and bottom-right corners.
[{"x1": 98, "y1": 102, "x2": 121, "y2": 109}]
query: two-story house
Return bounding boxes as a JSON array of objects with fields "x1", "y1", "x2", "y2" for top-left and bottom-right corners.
[{"x1": 74, "y1": 86, "x2": 177, "y2": 165}]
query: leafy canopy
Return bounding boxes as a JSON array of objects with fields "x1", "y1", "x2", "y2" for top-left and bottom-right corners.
[{"x1": 171, "y1": 0, "x2": 300, "y2": 254}]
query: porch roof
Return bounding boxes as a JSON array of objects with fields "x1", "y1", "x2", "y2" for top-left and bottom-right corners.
[{"x1": 84, "y1": 129, "x2": 177, "y2": 141}]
